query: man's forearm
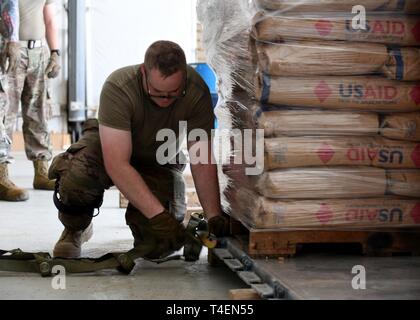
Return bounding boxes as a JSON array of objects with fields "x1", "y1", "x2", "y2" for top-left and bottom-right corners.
[
  {"x1": 190, "y1": 162, "x2": 222, "y2": 219},
  {"x1": 107, "y1": 163, "x2": 164, "y2": 219},
  {"x1": 44, "y1": 5, "x2": 59, "y2": 50},
  {"x1": 45, "y1": 21, "x2": 58, "y2": 50}
]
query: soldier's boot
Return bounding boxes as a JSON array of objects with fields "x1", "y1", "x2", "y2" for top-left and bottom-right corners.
[
  {"x1": 53, "y1": 223, "x2": 94, "y2": 258},
  {"x1": 33, "y1": 160, "x2": 55, "y2": 190},
  {"x1": 0, "y1": 163, "x2": 29, "y2": 202}
]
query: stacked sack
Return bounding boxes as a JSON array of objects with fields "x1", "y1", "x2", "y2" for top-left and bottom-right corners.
[{"x1": 197, "y1": 0, "x2": 420, "y2": 230}]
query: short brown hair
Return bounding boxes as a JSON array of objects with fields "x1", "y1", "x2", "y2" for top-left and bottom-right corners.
[{"x1": 144, "y1": 41, "x2": 187, "y2": 78}]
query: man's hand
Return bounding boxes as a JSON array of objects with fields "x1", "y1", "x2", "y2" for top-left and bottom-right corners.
[
  {"x1": 208, "y1": 215, "x2": 229, "y2": 237},
  {"x1": 149, "y1": 209, "x2": 186, "y2": 251},
  {"x1": 45, "y1": 51, "x2": 61, "y2": 78},
  {"x1": 0, "y1": 41, "x2": 21, "y2": 73}
]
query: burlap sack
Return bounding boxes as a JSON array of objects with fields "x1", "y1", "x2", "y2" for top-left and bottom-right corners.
[
  {"x1": 256, "y1": 167, "x2": 387, "y2": 199},
  {"x1": 381, "y1": 112, "x2": 420, "y2": 141},
  {"x1": 249, "y1": 196, "x2": 420, "y2": 229},
  {"x1": 256, "y1": 40, "x2": 389, "y2": 76},
  {"x1": 256, "y1": 0, "x2": 420, "y2": 14},
  {"x1": 264, "y1": 136, "x2": 420, "y2": 170},
  {"x1": 256, "y1": 74, "x2": 420, "y2": 112},
  {"x1": 257, "y1": 109, "x2": 380, "y2": 137},
  {"x1": 383, "y1": 47, "x2": 420, "y2": 81},
  {"x1": 253, "y1": 14, "x2": 420, "y2": 46},
  {"x1": 388, "y1": 171, "x2": 420, "y2": 197}
]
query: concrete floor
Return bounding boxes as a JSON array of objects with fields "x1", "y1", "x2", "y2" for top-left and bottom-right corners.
[{"x1": 0, "y1": 152, "x2": 247, "y2": 300}]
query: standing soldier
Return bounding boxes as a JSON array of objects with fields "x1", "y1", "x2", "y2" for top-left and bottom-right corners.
[
  {"x1": 5, "y1": 0, "x2": 60, "y2": 193},
  {"x1": 0, "y1": 0, "x2": 28, "y2": 202}
]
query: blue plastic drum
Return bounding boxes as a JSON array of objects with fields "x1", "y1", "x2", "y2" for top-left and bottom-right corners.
[{"x1": 189, "y1": 63, "x2": 219, "y2": 128}]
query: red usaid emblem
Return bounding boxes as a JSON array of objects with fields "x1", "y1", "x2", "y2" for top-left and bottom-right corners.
[
  {"x1": 412, "y1": 21, "x2": 420, "y2": 43},
  {"x1": 315, "y1": 80, "x2": 332, "y2": 103},
  {"x1": 410, "y1": 84, "x2": 420, "y2": 105},
  {"x1": 317, "y1": 143, "x2": 335, "y2": 164},
  {"x1": 411, "y1": 204, "x2": 420, "y2": 224},
  {"x1": 411, "y1": 145, "x2": 420, "y2": 168},
  {"x1": 315, "y1": 20, "x2": 333, "y2": 36},
  {"x1": 317, "y1": 204, "x2": 333, "y2": 224}
]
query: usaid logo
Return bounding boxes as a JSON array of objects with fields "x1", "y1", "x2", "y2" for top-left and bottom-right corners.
[
  {"x1": 339, "y1": 84, "x2": 398, "y2": 100},
  {"x1": 317, "y1": 6, "x2": 420, "y2": 43},
  {"x1": 344, "y1": 204, "x2": 420, "y2": 224},
  {"x1": 314, "y1": 82, "x2": 420, "y2": 104},
  {"x1": 346, "y1": 20, "x2": 406, "y2": 35},
  {"x1": 347, "y1": 148, "x2": 404, "y2": 164},
  {"x1": 314, "y1": 5, "x2": 367, "y2": 36},
  {"x1": 345, "y1": 208, "x2": 404, "y2": 223},
  {"x1": 316, "y1": 143, "x2": 419, "y2": 167}
]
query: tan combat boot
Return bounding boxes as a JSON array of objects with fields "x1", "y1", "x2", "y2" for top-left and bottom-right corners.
[
  {"x1": 0, "y1": 163, "x2": 29, "y2": 202},
  {"x1": 33, "y1": 160, "x2": 55, "y2": 190},
  {"x1": 53, "y1": 223, "x2": 94, "y2": 258}
]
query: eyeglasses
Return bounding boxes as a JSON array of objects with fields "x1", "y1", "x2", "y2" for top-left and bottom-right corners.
[{"x1": 144, "y1": 72, "x2": 186, "y2": 100}]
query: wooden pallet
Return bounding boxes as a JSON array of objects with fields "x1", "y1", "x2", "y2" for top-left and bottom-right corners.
[{"x1": 230, "y1": 218, "x2": 420, "y2": 258}]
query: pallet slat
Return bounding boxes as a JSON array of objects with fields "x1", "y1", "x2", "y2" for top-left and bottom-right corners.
[
  {"x1": 229, "y1": 289, "x2": 261, "y2": 300},
  {"x1": 231, "y1": 217, "x2": 420, "y2": 257}
]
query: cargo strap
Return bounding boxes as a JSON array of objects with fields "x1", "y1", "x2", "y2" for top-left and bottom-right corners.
[
  {"x1": 0, "y1": 213, "x2": 217, "y2": 277},
  {"x1": 0, "y1": 248, "x2": 142, "y2": 277}
]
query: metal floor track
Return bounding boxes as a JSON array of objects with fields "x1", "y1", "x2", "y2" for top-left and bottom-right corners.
[{"x1": 214, "y1": 238, "x2": 298, "y2": 300}]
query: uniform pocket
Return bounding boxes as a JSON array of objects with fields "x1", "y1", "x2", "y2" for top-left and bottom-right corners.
[
  {"x1": 67, "y1": 142, "x2": 88, "y2": 154},
  {"x1": 48, "y1": 153, "x2": 70, "y2": 180}
]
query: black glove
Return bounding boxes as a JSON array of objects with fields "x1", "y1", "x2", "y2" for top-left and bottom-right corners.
[
  {"x1": 208, "y1": 215, "x2": 229, "y2": 238},
  {"x1": 149, "y1": 210, "x2": 186, "y2": 252}
]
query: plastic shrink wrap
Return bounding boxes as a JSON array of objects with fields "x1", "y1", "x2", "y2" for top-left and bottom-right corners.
[
  {"x1": 255, "y1": 0, "x2": 420, "y2": 14},
  {"x1": 197, "y1": 0, "x2": 420, "y2": 230}
]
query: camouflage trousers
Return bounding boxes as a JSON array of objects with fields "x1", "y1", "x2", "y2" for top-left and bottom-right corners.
[
  {"x1": 5, "y1": 45, "x2": 52, "y2": 161},
  {"x1": 0, "y1": 37, "x2": 11, "y2": 164},
  {"x1": 0, "y1": 73, "x2": 10, "y2": 164},
  {"x1": 49, "y1": 119, "x2": 187, "y2": 258}
]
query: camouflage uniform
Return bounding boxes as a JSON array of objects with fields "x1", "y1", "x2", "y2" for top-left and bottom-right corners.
[
  {"x1": 49, "y1": 119, "x2": 187, "y2": 259},
  {"x1": 5, "y1": 44, "x2": 52, "y2": 161},
  {"x1": 0, "y1": 31, "x2": 8, "y2": 163},
  {"x1": 0, "y1": 0, "x2": 15, "y2": 164},
  {"x1": 0, "y1": 62, "x2": 10, "y2": 164}
]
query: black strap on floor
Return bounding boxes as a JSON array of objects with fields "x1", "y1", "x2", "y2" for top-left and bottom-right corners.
[
  {"x1": 0, "y1": 213, "x2": 216, "y2": 277},
  {"x1": 0, "y1": 248, "x2": 142, "y2": 276}
]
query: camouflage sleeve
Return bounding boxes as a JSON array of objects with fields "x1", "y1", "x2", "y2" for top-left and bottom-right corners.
[{"x1": 0, "y1": 0, "x2": 19, "y2": 41}]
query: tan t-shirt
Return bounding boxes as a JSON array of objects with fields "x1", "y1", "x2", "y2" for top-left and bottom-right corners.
[
  {"x1": 98, "y1": 65, "x2": 215, "y2": 167},
  {"x1": 19, "y1": 0, "x2": 55, "y2": 41}
]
